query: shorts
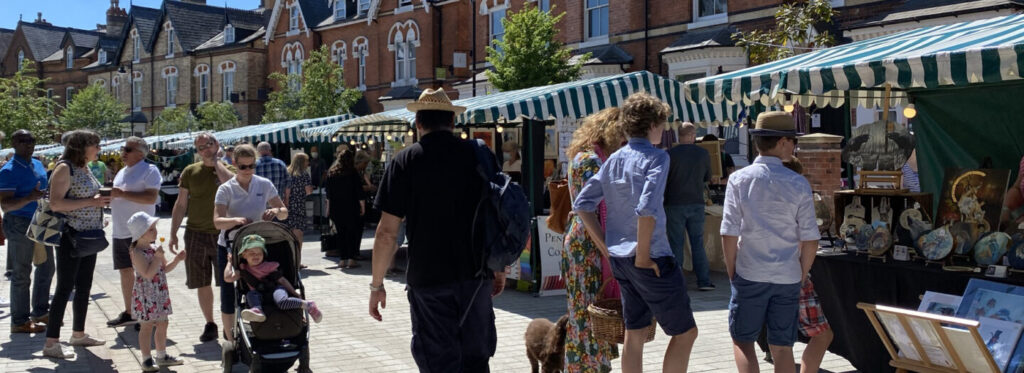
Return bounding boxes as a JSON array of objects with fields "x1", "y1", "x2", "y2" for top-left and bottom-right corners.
[
  {"x1": 729, "y1": 275, "x2": 801, "y2": 346},
  {"x1": 609, "y1": 256, "x2": 697, "y2": 336},
  {"x1": 184, "y1": 230, "x2": 219, "y2": 289},
  {"x1": 798, "y1": 279, "x2": 830, "y2": 338},
  {"x1": 113, "y1": 238, "x2": 133, "y2": 270}
]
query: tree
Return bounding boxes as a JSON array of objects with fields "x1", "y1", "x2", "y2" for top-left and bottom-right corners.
[
  {"x1": 60, "y1": 82, "x2": 128, "y2": 139},
  {"x1": 732, "y1": 0, "x2": 838, "y2": 66},
  {"x1": 148, "y1": 106, "x2": 195, "y2": 136},
  {"x1": 485, "y1": 5, "x2": 587, "y2": 92},
  {"x1": 0, "y1": 60, "x2": 60, "y2": 143},
  {"x1": 263, "y1": 45, "x2": 361, "y2": 123},
  {"x1": 195, "y1": 101, "x2": 239, "y2": 131}
]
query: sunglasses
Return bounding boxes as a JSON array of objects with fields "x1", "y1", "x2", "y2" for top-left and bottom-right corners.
[
  {"x1": 14, "y1": 137, "x2": 36, "y2": 144},
  {"x1": 197, "y1": 142, "x2": 216, "y2": 152},
  {"x1": 236, "y1": 163, "x2": 255, "y2": 170},
  {"x1": 121, "y1": 146, "x2": 136, "y2": 153}
]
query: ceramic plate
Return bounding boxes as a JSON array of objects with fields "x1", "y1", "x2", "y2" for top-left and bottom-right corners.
[
  {"x1": 868, "y1": 226, "x2": 893, "y2": 256},
  {"x1": 950, "y1": 222, "x2": 974, "y2": 255},
  {"x1": 856, "y1": 224, "x2": 874, "y2": 250},
  {"x1": 917, "y1": 226, "x2": 954, "y2": 261},
  {"x1": 974, "y1": 232, "x2": 1011, "y2": 266}
]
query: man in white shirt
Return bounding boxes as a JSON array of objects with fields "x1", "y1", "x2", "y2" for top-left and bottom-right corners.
[{"x1": 106, "y1": 137, "x2": 163, "y2": 327}]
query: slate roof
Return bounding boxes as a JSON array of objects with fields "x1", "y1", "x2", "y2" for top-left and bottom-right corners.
[
  {"x1": 67, "y1": 29, "x2": 101, "y2": 49},
  {"x1": 846, "y1": 0, "x2": 1024, "y2": 29},
  {"x1": 127, "y1": 5, "x2": 163, "y2": 53},
  {"x1": 161, "y1": 1, "x2": 267, "y2": 52},
  {"x1": 18, "y1": 21, "x2": 69, "y2": 60},
  {"x1": 569, "y1": 44, "x2": 634, "y2": 65},
  {"x1": 380, "y1": 85, "x2": 423, "y2": 101},
  {"x1": 0, "y1": 28, "x2": 15, "y2": 60},
  {"x1": 297, "y1": 0, "x2": 333, "y2": 29},
  {"x1": 194, "y1": 28, "x2": 265, "y2": 51},
  {"x1": 316, "y1": 0, "x2": 366, "y2": 28},
  {"x1": 661, "y1": 25, "x2": 737, "y2": 54}
]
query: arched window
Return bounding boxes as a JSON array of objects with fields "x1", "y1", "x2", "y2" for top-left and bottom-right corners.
[
  {"x1": 353, "y1": 37, "x2": 369, "y2": 91},
  {"x1": 388, "y1": 21, "x2": 420, "y2": 86},
  {"x1": 282, "y1": 42, "x2": 304, "y2": 90},
  {"x1": 164, "y1": 22, "x2": 175, "y2": 57},
  {"x1": 194, "y1": 64, "x2": 210, "y2": 103},
  {"x1": 219, "y1": 61, "x2": 236, "y2": 102},
  {"x1": 331, "y1": 40, "x2": 347, "y2": 67},
  {"x1": 66, "y1": 47, "x2": 74, "y2": 69},
  {"x1": 163, "y1": 66, "x2": 178, "y2": 107},
  {"x1": 131, "y1": 29, "x2": 141, "y2": 62},
  {"x1": 132, "y1": 71, "x2": 143, "y2": 111}
]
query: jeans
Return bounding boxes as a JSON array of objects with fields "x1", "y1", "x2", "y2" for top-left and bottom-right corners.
[
  {"x1": 3, "y1": 214, "x2": 54, "y2": 325},
  {"x1": 47, "y1": 229, "x2": 97, "y2": 339},
  {"x1": 665, "y1": 204, "x2": 712, "y2": 287},
  {"x1": 217, "y1": 245, "x2": 234, "y2": 314}
]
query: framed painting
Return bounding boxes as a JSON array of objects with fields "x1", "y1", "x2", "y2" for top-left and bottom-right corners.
[
  {"x1": 544, "y1": 127, "x2": 557, "y2": 159},
  {"x1": 471, "y1": 128, "x2": 495, "y2": 152},
  {"x1": 956, "y1": 278, "x2": 1024, "y2": 372},
  {"x1": 918, "y1": 291, "x2": 962, "y2": 317},
  {"x1": 937, "y1": 168, "x2": 1010, "y2": 234},
  {"x1": 697, "y1": 140, "x2": 724, "y2": 181}
]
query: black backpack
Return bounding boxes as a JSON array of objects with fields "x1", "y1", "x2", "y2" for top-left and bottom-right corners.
[{"x1": 469, "y1": 139, "x2": 531, "y2": 277}]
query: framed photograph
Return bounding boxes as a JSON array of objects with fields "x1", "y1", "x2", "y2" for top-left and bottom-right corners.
[
  {"x1": 471, "y1": 128, "x2": 495, "y2": 152},
  {"x1": 697, "y1": 140, "x2": 723, "y2": 181},
  {"x1": 544, "y1": 127, "x2": 557, "y2": 159},
  {"x1": 918, "y1": 291, "x2": 962, "y2": 316},
  {"x1": 956, "y1": 278, "x2": 1024, "y2": 372},
  {"x1": 501, "y1": 127, "x2": 521, "y2": 146},
  {"x1": 978, "y1": 317, "x2": 1024, "y2": 372}
]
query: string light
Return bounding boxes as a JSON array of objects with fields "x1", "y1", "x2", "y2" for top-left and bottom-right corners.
[
  {"x1": 386, "y1": 134, "x2": 392, "y2": 141},
  {"x1": 903, "y1": 104, "x2": 917, "y2": 119},
  {"x1": 331, "y1": 135, "x2": 338, "y2": 142},
  {"x1": 460, "y1": 132, "x2": 468, "y2": 139},
  {"x1": 496, "y1": 126, "x2": 504, "y2": 133},
  {"x1": 368, "y1": 138, "x2": 375, "y2": 145},
  {"x1": 784, "y1": 103, "x2": 795, "y2": 113},
  {"x1": 349, "y1": 140, "x2": 356, "y2": 145},
  {"x1": 407, "y1": 129, "x2": 414, "y2": 137}
]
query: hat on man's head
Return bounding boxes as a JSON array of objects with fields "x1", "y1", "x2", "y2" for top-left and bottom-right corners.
[
  {"x1": 406, "y1": 88, "x2": 466, "y2": 115},
  {"x1": 238, "y1": 234, "x2": 267, "y2": 255},
  {"x1": 127, "y1": 212, "x2": 159, "y2": 243},
  {"x1": 751, "y1": 111, "x2": 801, "y2": 137}
]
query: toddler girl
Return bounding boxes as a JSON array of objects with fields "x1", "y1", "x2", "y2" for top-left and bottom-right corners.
[
  {"x1": 225, "y1": 234, "x2": 322, "y2": 323},
  {"x1": 127, "y1": 212, "x2": 186, "y2": 371}
]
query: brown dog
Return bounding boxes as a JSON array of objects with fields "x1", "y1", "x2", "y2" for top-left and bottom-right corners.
[{"x1": 525, "y1": 314, "x2": 569, "y2": 373}]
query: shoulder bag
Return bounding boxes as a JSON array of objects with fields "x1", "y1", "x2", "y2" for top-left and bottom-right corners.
[{"x1": 546, "y1": 179, "x2": 571, "y2": 234}]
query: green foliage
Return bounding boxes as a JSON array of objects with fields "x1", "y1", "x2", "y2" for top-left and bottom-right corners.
[
  {"x1": 59, "y1": 82, "x2": 128, "y2": 139},
  {"x1": 0, "y1": 60, "x2": 61, "y2": 144},
  {"x1": 195, "y1": 101, "x2": 239, "y2": 132},
  {"x1": 148, "y1": 106, "x2": 195, "y2": 136},
  {"x1": 485, "y1": 5, "x2": 587, "y2": 92},
  {"x1": 263, "y1": 45, "x2": 361, "y2": 123},
  {"x1": 732, "y1": 0, "x2": 838, "y2": 66}
]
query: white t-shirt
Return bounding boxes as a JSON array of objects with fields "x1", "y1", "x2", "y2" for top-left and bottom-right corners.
[
  {"x1": 111, "y1": 161, "x2": 163, "y2": 239},
  {"x1": 214, "y1": 175, "x2": 278, "y2": 246}
]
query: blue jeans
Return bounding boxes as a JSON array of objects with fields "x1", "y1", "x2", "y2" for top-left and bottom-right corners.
[
  {"x1": 665, "y1": 204, "x2": 711, "y2": 287},
  {"x1": 217, "y1": 245, "x2": 234, "y2": 314},
  {"x1": 3, "y1": 214, "x2": 54, "y2": 325}
]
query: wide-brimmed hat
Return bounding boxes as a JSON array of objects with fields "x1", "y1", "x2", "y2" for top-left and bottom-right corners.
[
  {"x1": 238, "y1": 234, "x2": 267, "y2": 255},
  {"x1": 127, "y1": 212, "x2": 159, "y2": 242},
  {"x1": 406, "y1": 88, "x2": 466, "y2": 114},
  {"x1": 751, "y1": 111, "x2": 801, "y2": 137}
]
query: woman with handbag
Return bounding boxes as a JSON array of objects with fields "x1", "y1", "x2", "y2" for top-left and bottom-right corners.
[
  {"x1": 43, "y1": 130, "x2": 111, "y2": 359},
  {"x1": 323, "y1": 148, "x2": 365, "y2": 269},
  {"x1": 560, "y1": 108, "x2": 626, "y2": 372}
]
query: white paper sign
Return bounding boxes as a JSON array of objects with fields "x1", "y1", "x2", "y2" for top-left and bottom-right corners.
[{"x1": 536, "y1": 217, "x2": 566, "y2": 296}]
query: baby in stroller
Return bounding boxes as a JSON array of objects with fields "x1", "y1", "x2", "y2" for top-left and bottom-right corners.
[{"x1": 225, "y1": 234, "x2": 323, "y2": 323}]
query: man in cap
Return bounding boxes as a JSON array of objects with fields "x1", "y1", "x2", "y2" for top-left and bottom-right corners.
[
  {"x1": 720, "y1": 111, "x2": 819, "y2": 373},
  {"x1": 369, "y1": 88, "x2": 505, "y2": 372}
]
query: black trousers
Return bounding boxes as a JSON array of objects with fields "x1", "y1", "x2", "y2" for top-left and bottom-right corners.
[
  {"x1": 46, "y1": 230, "x2": 97, "y2": 339},
  {"x1": 407, "y1": 278, "x2": 497, "y2": 373},
  {"x1": 329, "y1": 212, "x2": 362, "y2": 260}
]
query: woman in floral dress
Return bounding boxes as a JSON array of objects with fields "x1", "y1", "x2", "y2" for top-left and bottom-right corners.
[
  {"x1": 285, "y1": 153, "x2": 313, "y2": 266},
  {"x1": 561, "y1": 108, "x2": 627, "y2": 372}
]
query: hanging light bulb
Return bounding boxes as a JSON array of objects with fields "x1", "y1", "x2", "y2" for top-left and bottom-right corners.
[
  {"x1": 368, "y1": 138, "x2": 375, "y2": 145},
  {"x1": 903, "y1": 103, "x2": 917, "y2": 119},
  {"x1": 461, "y1": 131, "x2": 468, "y2": 139},
  {"x1": 386, "y1": 134, "x2": 392, "y2": 141},
  {"x1": 407, "y1": 129, "x2": 414, "y2": 137},
  {"x1": 349, "y1": 140, "x2": 356, "y2": 146},
  {"x1": 331, "y1": 135, "x2": 338, "y2": 142},
  {"x1": 496, "y1": 126, "x2": 504, "y2": 133},
  {"x1": 783, "y1": 103, "x2": 795, "y2": 113}
]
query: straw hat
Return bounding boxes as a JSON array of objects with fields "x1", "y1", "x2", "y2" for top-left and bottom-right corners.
[
  {"x1": 406, "y1": 88, "x2": 466, "y2": 114},
  {"x1": 750, "y1": 111, "x2": 800, "y2": 137}
]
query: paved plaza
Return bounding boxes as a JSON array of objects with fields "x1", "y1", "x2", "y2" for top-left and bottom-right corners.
[{"x1": 0, "y1": 215, "x2": 856, "y2": 372}]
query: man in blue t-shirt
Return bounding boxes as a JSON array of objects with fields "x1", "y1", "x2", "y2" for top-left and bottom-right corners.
[{"x1": 0, "y1": 130, "x2": 54, "y2": 334}]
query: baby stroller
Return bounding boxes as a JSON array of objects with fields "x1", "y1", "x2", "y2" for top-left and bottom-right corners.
[{"x1": 222, "y1": 222, "x2": 310, "y2": 373}]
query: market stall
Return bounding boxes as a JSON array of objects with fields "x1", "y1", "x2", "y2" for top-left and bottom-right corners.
[{"x1": 683, "y1": 13, "x2": 1024, "y2": 373}]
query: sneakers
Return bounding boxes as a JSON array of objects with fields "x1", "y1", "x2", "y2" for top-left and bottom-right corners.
[
  {"x1": 106, "y1": 311, "x2": 136, "y2": 327},
  {"x1": 43, "y1": 343, "x2": 76, "y2": 359},
  {"x1": 155, "y1": 354, "x2": 185, "y2": 367},
  {"x1": 241, "y1": 308, "x2": 267, "y2": 323},
  {"x1": 141, "y1": 357, "x2": 159, "y2": 372},
  {"x1": 31, "y1": 313, "x2": 49, "y2": 325},
  {"x1": 306, "y1": 301, "x2": 322, "y2": 323},
  {"x1": 69, "y1": 334, "x2": 105, "y2": 346},
  {"x1": 11, "y1": 321, "x2": 46, "y2": 333},
  {"x1": 199, "y1": 322, "x2": 218, "y2": 342},
  {"x1": 698, "y1": 283, "x2": 717, "y2": 291}
]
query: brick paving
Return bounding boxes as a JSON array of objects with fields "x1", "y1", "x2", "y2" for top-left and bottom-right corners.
[{"x1": 0, "y1": 215, "x2": 856, "y2": 372}]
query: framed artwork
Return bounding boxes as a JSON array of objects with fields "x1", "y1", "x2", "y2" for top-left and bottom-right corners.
[
  {"x1": 471, "y1": 129, "x2": 495, "y2": 152},
  {"x1": 877, "y1": 312, "x2": 922, "y2": 361},
  {"x1": 918, "y1": 291, "x2": 962, "y2": 316},
  {"x1": 501, "y1": 127, "x2": 521, "y2": 146},
  {"x1": 544, "y1": 127, "x2": 557, "y2": 159},
  {"x1": 697, "y1": 140, "x2": 723, "y2": 181},
  {"x1": 978, "y1": 317, "x2": 1024, "y2": 372},
  {"x1": 942, "y1": 326, "x2": 999, "y2": 373},
  {"x1": 956, "y1": 278, "x2": 1024, "y2": 372},
  {"x1": 937, "y1": 168, "x2": 1010, "y2": 233},
  {"x1": 906, "y1": 317, "x2": 955, "y2": 368}
]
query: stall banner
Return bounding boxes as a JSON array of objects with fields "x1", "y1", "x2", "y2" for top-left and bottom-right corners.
[{"x1": 537, "y1": 217, "x2": 566, "y2": 297}]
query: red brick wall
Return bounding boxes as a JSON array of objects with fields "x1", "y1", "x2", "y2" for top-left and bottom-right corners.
[{"x1": 796, "y1": 137, "x2": 844, "y2": 208}]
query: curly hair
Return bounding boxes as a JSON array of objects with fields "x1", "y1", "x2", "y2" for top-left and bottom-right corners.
[
  {"x1": 566, "y1": 107, "x2": 626, "y2": 159},
  {"x1": 621, "y1": 92, "x2": 671, "y2": 138},
  {"x1": 61, "y1": 130, "x2": 101, "y2": 168}
]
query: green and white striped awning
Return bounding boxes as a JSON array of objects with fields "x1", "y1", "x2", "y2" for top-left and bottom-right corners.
[
  {"x1": 456, "y1": 71, "x2": 740, "y2": 126},
  {"x1": 164, "y1": 114, "x2": 358, "y2": 149},
  {"x1": 305, "y1": 110, "x2": 415, "y2": 142},
  {"x1": 686, "y1": 13, "x2": 1024, "y2": 108}
]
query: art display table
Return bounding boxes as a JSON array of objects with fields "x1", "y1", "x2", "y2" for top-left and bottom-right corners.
[{"x1": 810, "y1": 253, "x2": 1024, "y2": 372}]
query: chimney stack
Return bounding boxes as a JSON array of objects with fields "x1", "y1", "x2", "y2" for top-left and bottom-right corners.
[
  {"x1": 34, "y1": 12, "x2": 51, "y2": 25},
  {"x1": 106, "y1": 0, "x2": 128, "y2": 36}
]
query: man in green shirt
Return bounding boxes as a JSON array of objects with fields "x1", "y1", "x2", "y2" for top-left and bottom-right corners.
[
  {"x1": 88, "y1": 159, "x2": 107, "y2": 184},
  {"x1": 169, "y1": 133, "x2": 235, "y2": 342}
]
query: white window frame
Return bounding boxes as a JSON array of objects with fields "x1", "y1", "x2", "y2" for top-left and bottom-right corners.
[
  {"x1": 690, "y1": 0, "x2": 728, "y2": 29},
  {"x1": 225, "y1": 24, "x2": 235, "y2": 44},
  {"x1": 200, "y1": 73, "x2": 209, "y2": 103},
  {"x1": 17, "y1": 50, "x2": 24, "y2": 71},
  {"x1": 584, "y1": 0, "x2": 609, "y2": 42},
  {"x1": 358, "y1": 0, "x2": 371, "y2": 16},
  {"x1": 354, "y1": 37, "x2": 369, "y2": 91},
  {"x1": 490, "y1": 8, "x2": 507, "y2": 54},
  {"x1": 396, "y1": 0, "x2": 413, "y2": 14},
  {"x1": 132, "y1": 72, "x2": 143, "y2": 111},
  {"x1": 133, "y1": 35, "x2": 141, "y2": 62},
  {"x1": 395, "y1": 35, "x2": 407, "y2": 83},
  {"x1": 289, "y1": 6, "x2": 300, "y2": 31},
  {"x1": 166, "y1": 75, "x2": 177, "y2": 107},
  {"x1": 335, "y1": 0, "x2": 347, "y2": 19},
  {"x1": 98, "y1": 49, "x2": 107, "y2": 64},
  {"x1": 166, "y1": 27, "x2": 175, "y2": 57},
  {"x1": 97, "y1": 79, "x2": 106, "y2": 88},
  {"x1": 222, "y1": 71, "x2": 234, "y2": 102},
  {"x1": 66, "y1": 47, "x2": 74, "y2": 69},
  {"x1": 111, "y1": 77, "x2": 119, "y2": 100},
  {"x1": 66, "y1": 87, "x2": 74, "y2": 106}
]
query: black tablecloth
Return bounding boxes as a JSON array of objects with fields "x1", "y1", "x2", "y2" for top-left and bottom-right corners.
[{"x1": 811, "y1": 253, "x2": 1024, "y2": 372}]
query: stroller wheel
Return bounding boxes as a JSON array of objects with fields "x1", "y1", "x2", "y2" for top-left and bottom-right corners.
[{"x1": 222, "y1": 341, "x2": 236, "y2": 373}]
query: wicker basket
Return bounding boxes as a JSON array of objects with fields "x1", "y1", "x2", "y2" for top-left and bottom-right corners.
[{"x1": 587, "y1": 298, "x2": 657, "y2": 344}]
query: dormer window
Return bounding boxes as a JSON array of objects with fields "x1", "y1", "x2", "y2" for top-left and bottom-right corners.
[
  {"x1": 358, "y1": 0, "x2": 370, "y2": 16},
  {"x1": 66, "y1": 47, "x2": 74, "y2": 69},
  {"x1": 334, "y1": 0, "x2": 346, "y2": 20},
  {"x1": 98, "y1": 49, "x2": 107, "y2": 64},
  {"x1": 225, "y1": 24, "x2": 235, "y2": 43},
  {"x1": 17, "y1": 50, "x2": 24, "y2": 71},
  {"x1": 133, "y1": 36, "x2": 140, "y2": 62},
  {"x1": 289, "y1": 6, "x2": 300, "y2": 31}
]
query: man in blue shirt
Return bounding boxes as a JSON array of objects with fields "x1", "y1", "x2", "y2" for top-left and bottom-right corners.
[
  {"x1": 574, "y1": 93, "x2": 698, "y2": 373},
  {"x1": 0, "y1": 130, "x2": 54, "y2": 334},
  {"x1": 720, "y1": 112, "x2": 820, "y2": 373},
  {"x1": 255, "y1": 142, "x2": 288, "y2": 194}
]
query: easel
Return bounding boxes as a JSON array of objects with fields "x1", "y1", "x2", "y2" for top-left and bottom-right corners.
[{"x1": 858, "y1": 303, "x2": 1001, "y2": 373}]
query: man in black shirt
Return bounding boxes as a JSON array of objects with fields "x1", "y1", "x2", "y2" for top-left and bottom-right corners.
[
  {"x1": 665, "y1": 123, "x2": 715, "y2": 291},
  {"x1": 370, "y1": 89, "x2": 505, "y2": 372}
]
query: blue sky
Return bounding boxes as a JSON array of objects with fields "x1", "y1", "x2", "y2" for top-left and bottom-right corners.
[{"x1": 1, "y1": 0, "x2": 263, "y2": 31}]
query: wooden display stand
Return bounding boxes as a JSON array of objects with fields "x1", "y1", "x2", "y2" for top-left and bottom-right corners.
[
  {"x1": 833, "y1": 190, "x2": 933, "y2": 237},
  {"x1": 857, "y1": 170, "x2": 909, "y2": 194},
  {"x1": 857, "y1": 303, "x2": 1001, "y2": 373}
]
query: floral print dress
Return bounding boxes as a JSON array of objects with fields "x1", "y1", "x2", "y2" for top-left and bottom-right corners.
[
  {"x1": 132, "y1": 245, "x2": 172, "y2": 321},
  {"x1": 561, "y1": 151, "x2": 618, "y2": 372},
  {"x1": 285, "y1": 172, "x2": 310, "y2": 231}
]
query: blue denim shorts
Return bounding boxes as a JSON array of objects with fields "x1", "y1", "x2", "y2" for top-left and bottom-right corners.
[
  {"x1": 609, "y1": 256, "x2": 697, "y2": 336},
  {"x1": 729, "y1": 275, "x2": 801, "y2": 346}
]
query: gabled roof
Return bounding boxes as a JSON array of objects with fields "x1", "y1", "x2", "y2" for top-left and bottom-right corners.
[
  {"x1": 127, "y1": 5, "x2": 163, "y2": 53},
  {"x1": 661, "y1": 25, "x2": 737, "y2": 54},
  {"x1": 17, "y1": 21, "x2": 69, "y2": 60},
  {"x1": 570, "y1": 44, "x2": 634, "y2": 65},
  {"x1": 82, "y1": 36, "x2": 121, "y2": 70},
  {"x1": 194, "y1": 27, "x2": 265, "y2": 51},
  {"x1": 0, "y1": 28, "x2": 14, "y2": 59},
  {"x1": 48, "y1": 29, "x2": 103, "y2": 61},
  {"x1": 266, "y1": 0, "x2": 332, "y2": 41},
  {"x1": 160, "y1": 1, "x2": 267, "y2": 52},
  {"x1": 316, "y1": 0, "x2": 365, "y2": 28}
]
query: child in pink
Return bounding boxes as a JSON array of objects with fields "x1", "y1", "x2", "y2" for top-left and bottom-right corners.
[{"x1": 225, "y1": 234, "x2": 322, "y2": 323}]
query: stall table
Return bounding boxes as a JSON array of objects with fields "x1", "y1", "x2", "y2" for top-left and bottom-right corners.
[{"x1": 810, "y1": 252, "x2": 1024, "y2": 372}]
